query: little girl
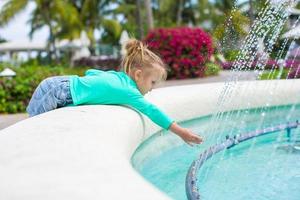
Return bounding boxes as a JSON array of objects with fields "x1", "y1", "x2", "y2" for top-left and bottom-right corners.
[{"x1": 26, "y1": 39, "x2": 203, "y2": 145}]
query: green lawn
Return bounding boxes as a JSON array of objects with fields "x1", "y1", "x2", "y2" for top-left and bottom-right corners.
[{"x1": 259, "y1": 69, "x2": 289, "y2": 80}]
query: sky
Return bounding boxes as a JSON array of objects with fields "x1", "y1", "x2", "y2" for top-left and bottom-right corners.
[
  {"x1": 0, "y1": 1, "x2": 48, "y2": 42},
  {"x1": 0, "y1": 0, "x2": 274, "y2": 43}
]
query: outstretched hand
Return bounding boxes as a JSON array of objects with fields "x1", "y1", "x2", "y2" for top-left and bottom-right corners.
[
  {"x1": 178, "y1": 128, "x2": 203, "y2": 146},
  {"x1": 169, "y1": 122, "x2": 204, "y2": 146}
]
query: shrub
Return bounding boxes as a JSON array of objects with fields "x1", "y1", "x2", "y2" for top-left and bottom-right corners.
[
  {"x1": 224, "y1": 50, "x2": 240, "y2": 61},
  {"x1": 73, "y1": 57, "x2": 121, "y2": 71},
  {"x1": 221, "y1": 59, "x2": 280, "y2": 70},
  {"x1": 144, "y1": 27, "x2": 214, "y2": 79},
  {"x1": 204, "y1": 62, "x2": 221, "y2": 76},
  {"x1": 287, "y1": 67, "x2": 300, "y2": 79},
  {"x1": 221, "y1": 61, "x2": 234, "y2": 70},
  {"x1": 259, "y1": 69, "x2": 289, "y2": 80},
  {"x1": 0, "y1": 65, "x2": 88, "y2": 114},
  {"x1": 285, "y1": 59, "x2": 300, "y2": 69}
]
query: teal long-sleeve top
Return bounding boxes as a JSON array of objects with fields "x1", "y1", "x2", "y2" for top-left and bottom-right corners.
[{"x1": 69, "y1": 69, "x2": 174, "y2": 130}]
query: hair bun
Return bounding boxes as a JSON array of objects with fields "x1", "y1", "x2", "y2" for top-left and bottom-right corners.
[{"x1": 121, "y1": 38, "x2": 144, "y2": 57}]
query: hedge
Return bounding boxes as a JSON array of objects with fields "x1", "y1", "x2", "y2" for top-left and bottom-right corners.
[{"x1": 0, "y1": 65, "x2": 88, "y2": 114}]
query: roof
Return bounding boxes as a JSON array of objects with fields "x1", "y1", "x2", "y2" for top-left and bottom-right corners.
[
  {"x1": 0, "y1": 41, "x2": 47, "y2": 52},
  {"x1": 288, "y1": 8, "x2": 300, "y2": 15},
  {"x1": 0, "y1": 31, "x2": 91, "y2": 52},
  {"x1": 282, "y1": 25, "x2": 300, "y2": 39}
]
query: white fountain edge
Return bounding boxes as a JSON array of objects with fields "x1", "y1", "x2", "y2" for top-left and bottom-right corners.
[{"x1": 0, "y1": 79, "x2": 300, "y2": 200}]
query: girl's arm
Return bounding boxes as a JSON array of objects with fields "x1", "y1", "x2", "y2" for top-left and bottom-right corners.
[
  {"x1": 169, "y1": 122, "x2": 203, "y2": 146},
  {"x1": 127, "y1": 94, "x2": 203, "y2": 145}
]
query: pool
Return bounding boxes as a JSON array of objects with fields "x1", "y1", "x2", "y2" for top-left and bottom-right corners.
[{"x1": 132, "y1": 104, "x2": 300, "y2": 200}]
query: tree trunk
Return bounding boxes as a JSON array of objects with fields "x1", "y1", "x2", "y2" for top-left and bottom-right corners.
[
  {"x1": 144, "y1": 0, "x2": 154, "y2": 30},
  {"x1": 48, "y1": 23, "x2": 59, "y2": 63},
  {"x1": 176, "y1": 0, "x2": 183, "y2": 26},
  {"x1": 249, "y1": 0, "x2": 254, "y2": 26},
  {"x1": 136, "y1": 0, "x2": 144, "y2": 39},
  {"x1": 222, "y1": 0, "x2": 234, "y2": 13}
]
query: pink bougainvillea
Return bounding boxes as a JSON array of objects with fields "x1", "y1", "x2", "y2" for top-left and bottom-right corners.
[{"x1": 144, "y1": 27, "x2": 214, "y2": 79}]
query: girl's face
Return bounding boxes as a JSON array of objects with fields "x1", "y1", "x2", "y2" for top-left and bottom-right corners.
[{"x1": 134, "y1": 64, "x2": 163, "y2": 95}]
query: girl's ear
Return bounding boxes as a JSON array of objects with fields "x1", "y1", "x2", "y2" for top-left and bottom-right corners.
[{"x1": 134, "y1": 69, "x2": 143, "y2": 81}]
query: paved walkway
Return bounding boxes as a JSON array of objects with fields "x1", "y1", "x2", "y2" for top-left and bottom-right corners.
[
  {"x1": 0, "y1": 71, "x2": 258, "y2": 130},
  {"x1": 157, "y1": 70, "x2": 258, "y2": 87},
  {"x1": 0, "y1": 113, "x2": 29, "y2": 130}
]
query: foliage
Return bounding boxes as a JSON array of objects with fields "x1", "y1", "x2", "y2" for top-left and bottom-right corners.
[
  {"x1": 0, "y1": 65, "x2": 88, "y2": 114},
  {"x1": 0, "y1": 0, "x2": 28, "y2": 27},
  {"x1": 221, "y1": 59, "x2": 280, "y2": 70},
  {"x1": 101, "y1": 19, "x2": 123, "y2": 45},
  {"x1": 223, "y1": 57, "x2": 300, "y2": 80},
  {"x1": 259, "y1": 69, "x2": 289, "y2": 80},
  {"x1": 213, "y1": 9, "x2": 250, "y2": 51},
  {"x1": 224, "y1": 50, "x2": 240, "y2": 61},
  {"x1": 215, "y1": 0, "x2": 235, "y2": 13},
  {"x1": 113, "y1": 1, "x2": 138, "y2": 38},
  {"x1": 68, "y1": 0, "x2": 121, "y2": 45},
  {"x1": 287, "y1": 67, "x2": 300, "y2": 79},
  {"x1": 0, "y1": 0, "x2": 122, "y2": 55},
  {"x1": 283, "y1": 60, "x2": 300, "y2": 79},
  {"x1": 152, "y1": 0, "x2": 196, "y2": 27},
  {"x1": 204, "y1": 62, "x2": 221, "y2": 76},
  {"x1": 144, "y1": 27, "x2": 214, "y2": 79},
  {"x1": 73, "y1": 57, "x2": 121, "y2": 71}
]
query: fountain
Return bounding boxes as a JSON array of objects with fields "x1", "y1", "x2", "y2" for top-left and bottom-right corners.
[
  {"x1": 132, "y1": 1, "x2": 300, "y2": 199},
  {"x1": 1, "y1": 1, "x2": 300, "y2": 199}
]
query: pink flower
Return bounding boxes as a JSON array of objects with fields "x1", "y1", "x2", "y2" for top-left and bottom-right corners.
[{"x1": 144, "y1": 27, "x2": 213, "y2": 79}]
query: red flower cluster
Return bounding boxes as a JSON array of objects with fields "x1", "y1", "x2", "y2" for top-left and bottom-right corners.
[{"x1": 144, "y1": 27, "x2": 214, "y2": 79}]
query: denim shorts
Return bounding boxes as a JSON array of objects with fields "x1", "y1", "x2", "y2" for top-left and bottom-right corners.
[{"x1": 26, "y1": 76, "x2": 73, "y2": 117}]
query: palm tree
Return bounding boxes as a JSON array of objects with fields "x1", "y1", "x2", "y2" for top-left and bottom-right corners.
[
  {"x1": 0, "y1": 0, "x2": 77, "y2": 62},
  {"x1": 195, "y1": 0, "x2": 217, "y2": 30},
  {"x1": 113, "y1": 0, "x2": 143, "y2": 39},
  {"x1": 144, "y1": 0, "x2": 154, "y2": 30},
  {"x1": 62, "y1": 0, "x2": 122, "y2": 51},
  {"x1": 238, "y1": 0, "x2": 269, "y2": 26},
  {"x1": 210, "y1": 0, "x2": 250, "y2": 52},
  {"x1": 0, "y1": 0, "x2": 29, "y2": 26},
  {"x1": 176, "y1": 0, "x2": 184, "y2": 26},
  {"x1": 0, "y1": 0, "x2": 120, "y2": 60},
  {"x1": 248, "y1": 0, "x2": 254, "y2": 26},
  {"x1": 215, "y1": 0, "x2": 235, "y2": 14},
  {"x1": 136, "y1": 0, "x2": 144, "y2": 39},
  {"x1": 152, "y1": 0, "x2": 176, "y2": 27},
  {"x1": 153, "y1": 0, "x2": 196, "y2": 27}
]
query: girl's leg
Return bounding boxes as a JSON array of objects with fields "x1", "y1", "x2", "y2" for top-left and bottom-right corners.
[{"x1": 26, "y1": 76, "x2": 73, "y2": 117}]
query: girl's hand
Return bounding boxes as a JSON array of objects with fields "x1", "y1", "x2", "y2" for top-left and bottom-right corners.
[
  {"x1": 178, "y1": 128, "x2": 203, "y2": 146},
  {"x1": 169, "y1": 122, "x2": 204, "y2": 146}
]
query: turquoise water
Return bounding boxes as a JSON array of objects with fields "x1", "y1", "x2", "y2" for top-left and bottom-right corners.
[{"x1": 131, "y1": 104, "x2": 300, "y2": 200}]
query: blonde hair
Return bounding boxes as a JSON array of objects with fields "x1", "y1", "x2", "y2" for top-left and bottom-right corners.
[{"x1": 120, "y1": 38, "x2": 168, "y2": 81}]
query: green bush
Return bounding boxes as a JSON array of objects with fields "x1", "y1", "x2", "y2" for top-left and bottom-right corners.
[
  {"x1": 204, "y1": 62, "x2": 221, "y2": 76},
  {"x1": 224, "y1": 50, "x2": 240, "y2": 61},
  {"x1": 259, "y1": 69, "x2": 289, "y2": 80},
  {"x1": 0, "y1": 64, "x2": 88, "y2": 114}
]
